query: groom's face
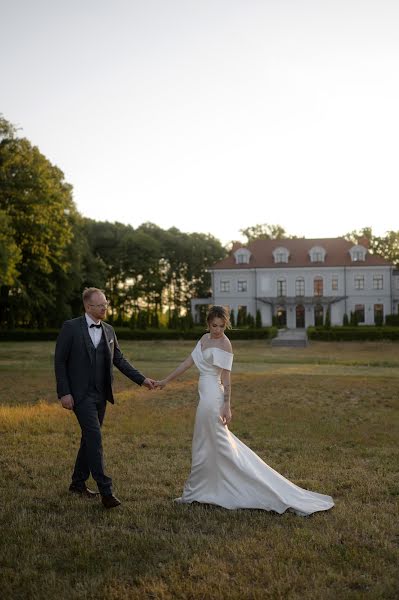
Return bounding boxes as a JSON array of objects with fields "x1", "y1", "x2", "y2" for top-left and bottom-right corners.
[{"x1": 85, "y1": 292, "x2": 108, "y2": 322}]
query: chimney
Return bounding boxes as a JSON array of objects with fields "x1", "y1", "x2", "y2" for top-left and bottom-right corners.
[{"x1": 357, "y1": 236, "x2": 369, "y2": 248}]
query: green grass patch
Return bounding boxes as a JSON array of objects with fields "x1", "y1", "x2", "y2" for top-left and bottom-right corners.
[{"x1": 0, "y1": 340, "x2": 398, "y2": 599}]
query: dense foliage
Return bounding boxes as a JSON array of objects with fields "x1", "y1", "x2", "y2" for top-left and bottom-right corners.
[
  {"x1": 1, "y1": 114, "x2": 398, "y2": 330},
  {"x1": 0, "y1": 116, "x2": 225, "y2": 328}
]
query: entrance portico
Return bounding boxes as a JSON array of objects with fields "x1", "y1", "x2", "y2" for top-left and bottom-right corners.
[{"x1": 256, "y1": 296, "x2": 347, "y2": 328}]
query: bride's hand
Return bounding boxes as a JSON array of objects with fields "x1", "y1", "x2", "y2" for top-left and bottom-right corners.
[
  {"x1": 220, "y1": 404, "x2": 232, "y2": 426},
  {"x1": 155, "y1": 379, "x2": 167, "y2": 389}
]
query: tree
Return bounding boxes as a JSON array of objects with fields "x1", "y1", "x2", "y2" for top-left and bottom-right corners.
[
  {"x1": 350, "y1": 311, "x2": 358, "y2": 326},
  {"x1": 324, "y1": 306, "x2": 331, "y2": 329},
  {"x1": 240, "y1": 223, "x2": 298, "y2": 243},
  {"x1": 138, "y1": 223, "x2": 225, "y2": 317},
  {"x1": 0, "y1": 115, "x2": 77, "y2": 327},
  {"x1": 0, "y1": 209, "x2": 21, "y2": 286},
  {"x1": 47, "y1": 213, "x2": 107, "y2": 325},
  {"x1": 345, "y1": 227, "x2": 399, "y2": 267}
]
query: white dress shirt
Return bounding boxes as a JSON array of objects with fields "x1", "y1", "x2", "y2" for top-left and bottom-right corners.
[{"x1": 85, "y1": 313, "x2": 103, "y2": 348}]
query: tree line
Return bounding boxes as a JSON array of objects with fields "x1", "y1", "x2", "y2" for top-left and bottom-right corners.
[
  {"x1": 1, "y1": 114, "x2": 398, "y2": 329},
  {"x1": 0, "y1": 116, "x2": 225, "y2": 328}
]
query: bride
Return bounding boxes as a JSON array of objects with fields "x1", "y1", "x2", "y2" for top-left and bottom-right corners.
[{"x1": 156, "y1": 305, "x2": 334, "y2": 516}]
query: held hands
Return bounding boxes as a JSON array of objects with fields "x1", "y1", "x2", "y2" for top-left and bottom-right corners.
[
  {"x1": 143, "y1": 378, "x2": 157, "y2": 390},
  {"x1": 143, "y1": 378, "x2": 167, "y2": 390},
  {"x1": 154, "y1": 379, "x2": 167, "y2": 389}
]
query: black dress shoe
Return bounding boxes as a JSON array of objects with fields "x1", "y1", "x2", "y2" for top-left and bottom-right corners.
[
  {"x1": 101, "y1": 494, "x2": 121, "y2": 509},
  {"x1": 69, "y1": 484, "x2": 99, "y2": 498}
]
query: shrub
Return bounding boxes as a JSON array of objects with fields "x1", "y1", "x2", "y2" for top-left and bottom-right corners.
[
  {"x1": 324, "y1": 307, "x2": 331, "y2": 330},
  {"x1": 385, "y1": 314, "x2": 399, "y2": 326},
  {"x1": 246, "y1": 313, "x2": 256, "y2": 328},
  {"x1": 307, "y1": 326, "x2": 399, "y2": 341},
  {"x1": 0, "y1": 327, "x2": 278, "y2": 342}
]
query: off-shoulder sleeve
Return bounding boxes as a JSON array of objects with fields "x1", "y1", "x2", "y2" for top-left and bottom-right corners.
[
  {"x1": 211, "y1": 348, "x2": 233, "y2": 371},
  {"x1": 191, "y1": 341, "x2": 201, "y2": 368}
]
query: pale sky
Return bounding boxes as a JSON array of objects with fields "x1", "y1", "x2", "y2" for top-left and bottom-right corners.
[{"x1": 1, "y1": 0, "x2": 398, "y2": 245}]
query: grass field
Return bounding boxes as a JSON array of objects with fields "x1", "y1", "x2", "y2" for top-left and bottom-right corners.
[{"x1": 0, "y1": 340, "x2": 398, "y2": 599}]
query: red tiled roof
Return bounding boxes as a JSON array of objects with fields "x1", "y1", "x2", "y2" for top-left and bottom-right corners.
[{"x1": 211, "y1": 238, "x2": 391, "y2": 269}]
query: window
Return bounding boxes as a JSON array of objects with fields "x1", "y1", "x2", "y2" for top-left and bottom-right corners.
[
  {"x1": 355, "y1": 304, "x2": 365, "y2": 323},
  {"x1": 237, "y1": 280, "x2": 247, "y2": 292},
  {"x1": 296, "y1": 304, "x2": 305, "y2": 328},
  {"x1": 349, "y1": 245, "x2": 366, "y2": 262},
  {"x1": 272, "y1": 247, "x2": 289, "y2": 264},
  {"x1": 295, "y1": 278, "x2": 305, "y2": 296},
  {"x1": 354, "y1": 275, "x2": 364, "y2": 290},
  {"x1": 234, "y1": 248, "x2": 251, "y2": 264},
  {"x1": 313, "y1": 277, "x2": 323, "y2": 296},
  {"x1": 220, "y1": 280, "x2": 230, "y2": 292},
  {"x1": 331, "y1": 277, "x2": 339, "y2": 291},
  {"x1": 374, "y1": 304, "x2": 384, "y2": 325},
  {"x1": 277, "y1": 279, "x2": 287, "y2": 296},
  {"x1": 373, "y1": 275, "x2": 383, "y2": 290},
  {"x1": 353, "y1": 251, "x2": 365, "y2": 261},
  {"x1": 309, "y1": 246, "x2": 326, "y2": 263}
]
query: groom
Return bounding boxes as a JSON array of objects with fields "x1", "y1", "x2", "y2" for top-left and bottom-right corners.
[{"x1": 54, "y1": 287, "x2": 155, "y2": 509}]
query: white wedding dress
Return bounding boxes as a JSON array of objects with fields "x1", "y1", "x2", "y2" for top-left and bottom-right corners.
[{"x1": 175, "y1": 341, "x2": 334, "y2": 516}]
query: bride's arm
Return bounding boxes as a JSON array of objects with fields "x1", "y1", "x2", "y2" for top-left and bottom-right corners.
[
  {"x1": 156, "y1": 355, "x2": 194, "y2": 388},
  {"x1": 220, "y1": 369, "x2": 232, "y2": 425}
]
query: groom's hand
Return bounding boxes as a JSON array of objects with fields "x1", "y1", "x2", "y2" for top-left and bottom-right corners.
[
  {"x1": 60, "y1": 394, "x2": 74, "y2": 410},
  {"x1": 143, "y1": 378, "x2": 156, "y2": 390}
]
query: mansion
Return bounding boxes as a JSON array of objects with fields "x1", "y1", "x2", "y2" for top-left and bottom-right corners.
[{"x1": 193, "y1": 238, "x2": 399, "y2": 329}]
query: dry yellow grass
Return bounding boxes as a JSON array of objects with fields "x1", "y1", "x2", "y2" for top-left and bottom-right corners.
[{"x1": 0, "y1": 340, "x2": 398, "y2": 599}]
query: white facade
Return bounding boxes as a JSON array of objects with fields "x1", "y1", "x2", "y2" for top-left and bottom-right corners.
[
  {"x1": 200, "y1": 240, "x2": 399, "y2": 328},
  {"x1": 212, "y1": 266, "x2": 396, "y2": 327}
]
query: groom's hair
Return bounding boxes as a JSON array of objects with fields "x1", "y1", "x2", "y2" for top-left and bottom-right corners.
[{"x1": 82, "y1": 287, "x2": 104, "y2": 303}]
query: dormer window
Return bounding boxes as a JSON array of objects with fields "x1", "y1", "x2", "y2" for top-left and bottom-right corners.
[
  {"x1": 272, "y1": 247, "x2": 289, "y2": 264},
  {"x1": 309, "y1": 246, "x2": 326, "y2": 263},
  {"x1": 234, "y1": 248, "x2": 251, "y2": 265},
  {"x1": 349, "y1": 245, "x2": 366, "y2": 262}
]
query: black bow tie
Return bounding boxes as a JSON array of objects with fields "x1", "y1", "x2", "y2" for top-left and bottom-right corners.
[{"x1": 90, "y1": 323, "x2": 102, "y2": 329}]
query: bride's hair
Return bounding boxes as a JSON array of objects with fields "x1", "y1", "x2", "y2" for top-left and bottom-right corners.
[{"x1": 206, "y1": 305, "x2": 231, "y2": 329}]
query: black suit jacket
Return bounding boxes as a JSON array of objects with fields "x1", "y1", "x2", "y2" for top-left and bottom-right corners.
[{"x1": 54, "y1": 316, "x2": 145, "y2": 404}]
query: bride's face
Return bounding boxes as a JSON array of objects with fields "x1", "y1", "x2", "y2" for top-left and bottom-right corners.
[{"x1": 208, "y1": 317, "x2": 226, "y2": 338}]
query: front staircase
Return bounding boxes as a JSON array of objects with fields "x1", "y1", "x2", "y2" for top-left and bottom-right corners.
[{"x1": 271, "y1": 328, "x2": 308, "y2": 348}]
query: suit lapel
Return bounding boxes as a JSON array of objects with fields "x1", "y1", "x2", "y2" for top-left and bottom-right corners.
[
  {"x1": 102, "y1": 322, "x2": 113, "y2": 363},
  {"x1": 80, "y1": 316, "x2": 94, "y2": 363}
]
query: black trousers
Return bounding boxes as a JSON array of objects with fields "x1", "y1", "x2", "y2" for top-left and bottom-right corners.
[{"x1": 72, "y1": 391, "x2": 112, "y2": 495}]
